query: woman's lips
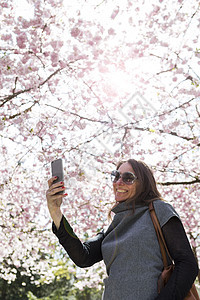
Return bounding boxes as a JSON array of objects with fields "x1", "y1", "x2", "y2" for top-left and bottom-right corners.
[{"x1": 116, "y1": 189, "x2": 128, "y2": 193}]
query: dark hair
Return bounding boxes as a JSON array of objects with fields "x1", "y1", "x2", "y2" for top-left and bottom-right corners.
[{"x1": 109, "y1": 159, "x2": 163, "y2": 217}]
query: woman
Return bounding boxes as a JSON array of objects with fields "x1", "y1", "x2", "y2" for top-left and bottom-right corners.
[{"x1": 46, "y1": 159, "x2": 199, "y2": 299}]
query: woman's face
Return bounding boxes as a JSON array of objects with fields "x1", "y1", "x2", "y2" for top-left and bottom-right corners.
[{"x1": 113, "y1": 162, "x2": 138, "y2": 203}]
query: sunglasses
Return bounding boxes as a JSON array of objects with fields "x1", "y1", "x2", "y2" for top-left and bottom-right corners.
[{"x1": 111, "y1": 170, "x2": 137, "y2": 185}]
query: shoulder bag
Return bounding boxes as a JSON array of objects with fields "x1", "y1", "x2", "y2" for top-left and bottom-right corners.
[{"x1": 149, "y1": 202, "x2": 199, "y2": 300}]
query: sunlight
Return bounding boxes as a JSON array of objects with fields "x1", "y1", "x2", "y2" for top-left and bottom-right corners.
[
  {"x1": 105, "y1": 68, "x2": 132, "y2": 94},
  {"x1": 14, "y1": 0, "x2": 34, "y2": 20}
]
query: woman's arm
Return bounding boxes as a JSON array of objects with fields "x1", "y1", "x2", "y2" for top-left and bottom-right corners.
[
  {"x1": 46, "y1": 177, "x2": 103, "y2": 267},
  {"x1": 52, "y1": 215, "x2": 104, "y2": 267},
  {"x1": 155, "y1": 217, "x2": 199, "y2": 300},
  {"x1": 46, "y1": 177, "x2": 66, "y2": 229}
]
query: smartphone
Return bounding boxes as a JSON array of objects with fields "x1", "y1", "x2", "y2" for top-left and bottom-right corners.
[{"x1": 51, "y1": 158, "x2": 64, "y2": 194}]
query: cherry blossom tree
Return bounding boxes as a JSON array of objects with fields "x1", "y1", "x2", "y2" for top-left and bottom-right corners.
[{"x1": 0, "y1": 0, "x2": 199, "y2": 287}]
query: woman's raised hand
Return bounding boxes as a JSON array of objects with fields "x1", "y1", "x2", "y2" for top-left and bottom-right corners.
[{"x1": 46, "y1": 177, "x2": 67, "y2": 229}]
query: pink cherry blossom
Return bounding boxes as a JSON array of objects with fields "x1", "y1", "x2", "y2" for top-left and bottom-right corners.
[
  {"x1": 0, "y1": 0, "x2": 199, "y2": 288},
  {"x1": 111, "y1": 7, "x2": 119, "y2": 19},
  {"x1": 16, "y1": 33, "x2": 27, "y2": 49},
  {"x1": 71, "y1": 27, "x2": 81, "y2": 38}
]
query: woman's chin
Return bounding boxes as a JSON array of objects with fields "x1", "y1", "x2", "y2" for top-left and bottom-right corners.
[{"x1": 115, "y1": 196, "x2": 128, "y2": 203}]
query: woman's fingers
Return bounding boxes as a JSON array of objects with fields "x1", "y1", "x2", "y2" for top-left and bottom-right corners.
[
  {"x1": 48, "y1": 179, "x2": 64, "y2": 191},
  {"x1": 47, "y1": 177, "x2": 67, "y2": 206},
  {"x1": 46, "y1": 177, "x2": 67, "y2": 202},
  {"x1": 48, "y1": 185, "x2": 65, "y2": 196},
  {"x1": 48, "y1": 176, "x2": 58, "y2": 188}
]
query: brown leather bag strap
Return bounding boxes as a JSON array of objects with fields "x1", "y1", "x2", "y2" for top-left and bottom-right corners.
[{"x1": 149, "y1": 202, "x2": 174, "y2": 267}]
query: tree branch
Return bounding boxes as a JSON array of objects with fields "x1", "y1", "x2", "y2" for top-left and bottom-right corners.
[
  {"x1": 39, "y1": 67, "x2": 63, "y2": 87},
  {"x1": 44, "y1": 103, "x2": 110, "y2": 124},
  {"x1": 0, "y1": 67, "x2": 64, "y2": 107},
  {"x1": 155, "y1": 65, "x2": 176, "y2": 76},
  {"x1": 69, "y1": 111, "x2": 110, "y2": 124},
  {"x1": 158, "y1": 178, "x2": 200, "y2": 186},
  {"x1": 128, "y1": 125, "x2": 199, "y2": 143},
  {"x1": 6, "y1": 102, "x2": 38, "y2": 120},
  {"x1": 0, "y1": 87, "x2": 32, "y2": 107},
  {"x1": 156, "y1": 97, "x2": 196, "y2": 118}
]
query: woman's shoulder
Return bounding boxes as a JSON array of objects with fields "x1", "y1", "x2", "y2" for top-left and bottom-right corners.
[
  {"x1": 153, "y1": 198, "x2": 176, "y2": 210},
  {"x1": 152, "y1": 199, "x2": 180, "y2": 227}
]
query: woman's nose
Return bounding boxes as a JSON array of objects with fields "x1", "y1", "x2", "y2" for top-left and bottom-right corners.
[{"x1": 116, "y1": 177, "x2": 124, "y2": 184}]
